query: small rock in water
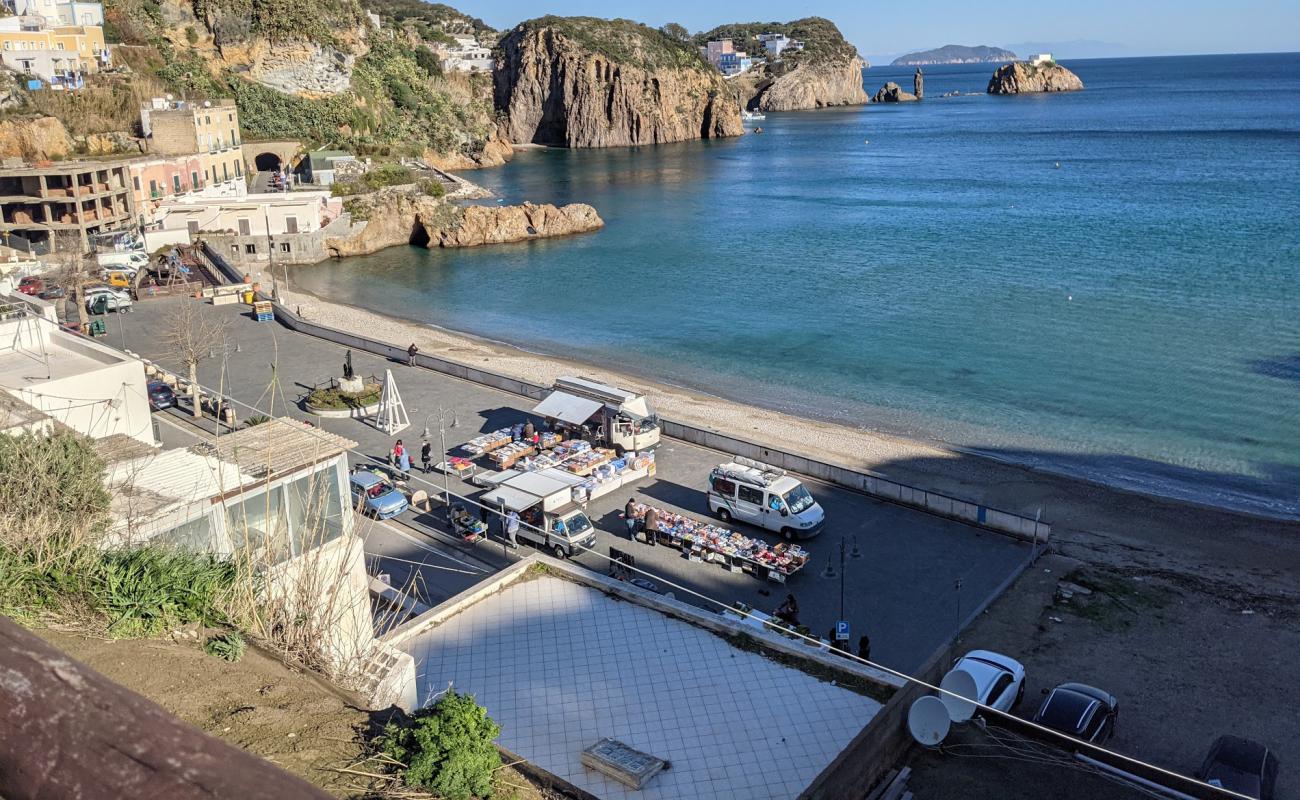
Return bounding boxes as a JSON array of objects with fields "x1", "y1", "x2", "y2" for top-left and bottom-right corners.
[
  {"x1": 1241, "y1": 609, "x2": 1255, "y2": 615},
  {"x1": 1049, "y1": 616, "x2": 1064, "y2": 623}
]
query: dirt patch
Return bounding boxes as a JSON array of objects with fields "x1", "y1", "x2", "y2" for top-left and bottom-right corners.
[
  {"x1": 35, "y1": 626, "x2": 566, "y2": 799},
  {"x1": 906, "y1": 553, "x2": 1300, "y2": 800}
]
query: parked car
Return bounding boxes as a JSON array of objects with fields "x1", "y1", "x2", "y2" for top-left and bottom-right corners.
[
  {"x1": 349, "y1": 471, "x2": 409, "y2": 520},
  {"x1": 84, "y1": 285, "x2": 133, "y2": 313},
  {"x1": 1196, "y1": 736, "x2": 1279, "y2": 800},
  {"x1": 37, "y1": 284, "x2": 66, "y2": 300},
  {"x1": 951, "y1": 650, "x2": 1026, "y2": 713},
  {"x1": 1032, "y1": 683, "x2": 1119, "y2": 745},
  {"x1": 147, "y1": 381, "x2": 176, "y2": 411},
  {"x1": 16, "y1": 276, "x2": 44, "y2": 296}
]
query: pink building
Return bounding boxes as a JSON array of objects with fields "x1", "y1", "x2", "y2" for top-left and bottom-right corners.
[{"x1": 126, "y1": 154, "x2": 205, "y2": 210}]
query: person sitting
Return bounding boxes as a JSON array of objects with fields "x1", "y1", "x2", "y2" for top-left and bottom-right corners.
[{"x1": 775, "y1": 593, "x2": 800, "y2": 626}]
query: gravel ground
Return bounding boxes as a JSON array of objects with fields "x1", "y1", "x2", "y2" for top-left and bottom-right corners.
[{"x1": 907, "y1": 552, "x2": 1299, "y2": 799}]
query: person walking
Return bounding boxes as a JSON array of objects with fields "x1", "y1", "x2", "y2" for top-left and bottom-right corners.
[
  {"x1": 396, "y1": 449, "x2": 411, "y2": 482},
  {"x1": 421, "y1": 441, "x2": 432, "y2": 473},
  {"x1": 623, "y1": 498, "x2": 638, "y2": 539},
  {"x1": 857, "y1": 634, "x2": 871, "y2": 663},
  {"x1": 406, "y1": 342, "x2": 419, "y2": 366},
  {"x1": 642, "y1": 506, "x2": 658, "y2": 547},
  {"x1": 392, "y1": 439, "x2": 405, "y2": 468},
  {"x1": 504, "y1": 509, "x2": 520, "y2": 549}
]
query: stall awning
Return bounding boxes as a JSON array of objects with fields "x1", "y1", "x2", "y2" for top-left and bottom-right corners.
[
  {"x1": 482, "y1": 486, "x2": 540, "y2": 513},
  {"x1": 532, "y1": 391, "x2": 602, "y2": 425}
]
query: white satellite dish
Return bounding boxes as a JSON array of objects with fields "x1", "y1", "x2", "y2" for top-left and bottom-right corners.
[
  {"x1": 907, "y1": 696, "x2": 951, "y2": 746},
  {"x1": 939, "y1": 668, "x2": 979, "y2": 723}
]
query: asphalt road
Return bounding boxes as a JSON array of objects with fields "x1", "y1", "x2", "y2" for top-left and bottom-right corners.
[{"x1": 109, "y1": 295, "x2": 1031, "y2": 672}]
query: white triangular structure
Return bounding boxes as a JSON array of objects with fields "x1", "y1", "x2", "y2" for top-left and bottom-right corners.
[{"x1": 375, "y1": 369, "x2": 409, "y2": 435}]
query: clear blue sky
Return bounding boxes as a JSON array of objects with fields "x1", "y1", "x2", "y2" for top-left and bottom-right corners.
[{"x1": 456, "y1": 0, "x2": 1300, "y2": 60}]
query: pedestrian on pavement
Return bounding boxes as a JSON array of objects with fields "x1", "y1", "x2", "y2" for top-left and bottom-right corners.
[
  {"x1": 505, "y1": 509, "x2": 520, "y2": 549},
  {"x1": 623, "y1": 498, "x2": 638, "y2": 539},
  {"x1": 392, "y1": 439, "x2": 405, "y2": 467},
  {"x1": 523, "y1": 420, "x2": 535, "y2": 441},
  {"x1": 406, "y1": 342, "x2": 419, "y2": 366},
  {"x1": 397, "y1": 449, "x2": 411, "y2": 481},
  {"x1": 642, "y1": 506, "x2": 658, "y2": 546},
  {"x1": 421, "y1": 441, "x2": 432, "y2": 473},
  {"x1": 857, "y1": 634, "x2": 871, "y2": 663}
]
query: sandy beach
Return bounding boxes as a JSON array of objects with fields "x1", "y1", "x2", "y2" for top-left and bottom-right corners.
[{"x1": 279, "y1": 285, "x2": 1300, "y2": 592}]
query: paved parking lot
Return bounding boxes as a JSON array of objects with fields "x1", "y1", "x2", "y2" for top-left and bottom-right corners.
[{"x1": 108, "y1": 295, "x2": 1031, "y2": 672}]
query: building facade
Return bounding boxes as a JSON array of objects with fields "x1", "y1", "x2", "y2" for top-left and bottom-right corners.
[
  {"x1": 139, "y1": 98, "x2": 245, "y2": 197},
  {"x1": 0, "y1": 159, "x2": 135, "y2": 253},
  {"x1": 439, "y1": 34, "x2": 492, "y2": 72},
  {"x1": 0, "y1": 15, "x2": 108, "y2": 85},
  {"x1": 4, "y1": 0, "x2": 104, "y2": 25},
  {"x1": 150, "y1": 191, "x2": 342, "y2": 265}
]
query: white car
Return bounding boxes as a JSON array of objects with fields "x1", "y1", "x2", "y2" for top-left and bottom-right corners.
[
  {"x1": 84, "y1": 286, "x2": 133, "y2": 312},
  {"x1": 952, "y1": 649, "x2": 1026, "y2": 713}
]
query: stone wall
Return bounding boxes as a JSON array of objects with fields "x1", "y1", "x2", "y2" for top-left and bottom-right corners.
[{"x1": 205, "y1": 231, "x2": 327, "y2": 266}]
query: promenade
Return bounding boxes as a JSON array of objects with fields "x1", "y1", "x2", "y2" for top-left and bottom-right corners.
[{"x1": 108, "y1": 295, "x2": 1030, "y2": 672}]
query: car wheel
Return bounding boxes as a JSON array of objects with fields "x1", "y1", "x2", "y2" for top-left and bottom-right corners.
[
  {"x1": 551, "y1": 543, "x2": 567, "y2": 560},
  {"x1": 717, "y1": 508, "x2": 731, "y2": 523},
  {"x1": 781, "y1": 527, "x2": 794, "y2": 541}
]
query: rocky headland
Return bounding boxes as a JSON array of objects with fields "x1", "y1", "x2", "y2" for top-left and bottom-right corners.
[
  {"x1": 325, "y1": 189, "x2": 603, "y2": 258},
  {"x1": 703, "y1": 18, "x2": 868, "y2": 111},
  {"x1": 987, "y1": 60, "x2": 1084, "y2": 94},
  {"x1": 494, "y1": 17, "x2": 743, "y2": 148},
  {"x1": 892, "y1": 44, "x2": 1017, "y2": 66}
]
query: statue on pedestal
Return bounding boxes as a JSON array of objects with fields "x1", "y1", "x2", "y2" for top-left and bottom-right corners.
[{"x1": 343, "y1": 350, "x2": 354, "y2": 380}]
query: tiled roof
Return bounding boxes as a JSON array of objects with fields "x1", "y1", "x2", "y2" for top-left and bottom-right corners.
[{"x1": 193, "y1": 417, "x2": 357, "y2": 479}]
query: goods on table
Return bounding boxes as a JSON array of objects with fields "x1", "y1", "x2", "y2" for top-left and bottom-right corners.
[
  {"x1": 539, "y1": 431, "x2": 563, "y2": 449},
  {"x1": 519, "y1": 453, "x2": 561, "y2": 472},
  {"x1": 631, "y1": 503, "x2": 809, "y2": 578},
  {"x1": 443, "y1": 456, "x2": 477, "y2": 477},
  {"x1": 463, "y1": 428, "x2": 512, "y2": 455},
  {"x1": 561, "y1": 446, "x2": 615, "y2": 476},
  {"x1": 490, "y1": 441, "x2": 536, "y2": 468}
]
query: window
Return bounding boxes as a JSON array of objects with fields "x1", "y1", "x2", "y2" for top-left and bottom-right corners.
[
  {"x1": 222, "y1": 163, "x2": 228, "y2": 181},
  {"x1": 988, "y1": 673, "x2": 1014, "y2": 705},
  {"x1": 710, "y1": 477, "x2": 736, "y2": 497},
  {"x1": 186, "y1": 219, "x2": 199, "y2": 235},
  {"x1": 171, "y1": 174, "x2": 181, "y2": 193},
  {"x1": 284, "y1": 216, "x2": 298, "y2": 234},
  {"x1": 278, "y1": 242, "x2": 290, "y2": 253},
  {"x1": 205, "y1": 168, "x2": 210, "y2": 181},
  {"x1": 738, "y1": 485, "x2": 764, "y2": 505},
  {"x1": 131, "y1": 175, "x2": 140, "y2": 190},
  {"x1": 230, "y1": 244, "x2": 239, "y2": 254},
  {"x1": 244, "y1": 243, "x2": 257, "y2": 254},
  {"x1": 191, "y1": 170, "x2": 200, "y2": 188},
  {"x1": 237, "y1": 218, "x2": 250, "y2": 235},
  {"x1": 234, "y1": 160, "x2": 242, "y2": 177},
  {"x1": 148, "y1": 179, "x2": 157, "y2": 195}
]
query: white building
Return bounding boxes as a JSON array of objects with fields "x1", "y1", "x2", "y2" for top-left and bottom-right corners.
[
  {"x1": 151, "y1": 191, "x2": 340, "y2": 239},
  {"x1": 440, "y1": 34, "x2": 492, "y2": 72},
  {"x1": 3, "y1": 0, "x2": 103, "y2": 26},
  {"x1": 757, "y1": 32, "x2": 804, "y2": 57},
  {"x1": 1028, "y1": 53, "x2": 1054, "y2": 65},
  {"x1": 0, "y1": 301, "x2": 155, "y2": 446}
]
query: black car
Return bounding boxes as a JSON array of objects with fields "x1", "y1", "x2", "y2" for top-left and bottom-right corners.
[
  {"x1": 1197, "y1": 736, "x2": 1279, "y2": 800},
  {"x1": 147, "y1": 381, "x2": 176, "y2": 411},
  {"x1": 1032, "y1": 683, "x2": 1119, "y2": 745},
  {"x1": 37, "y1": 284, "x2": 66, "y2": 300}
]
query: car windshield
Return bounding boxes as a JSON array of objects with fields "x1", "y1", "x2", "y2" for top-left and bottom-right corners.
[
  {"x1": 564, "y1": 513, "x2": 592, "y2": 536},
  {"x1": 366, "y1": 483, "x2": 388, "y2": 499},
  {"x1": 1037, "y1": 691, "x2": 1093, "y2": 734},
  {"x1": 784, "y1": 484, "x2": 816, "y2": 515}
]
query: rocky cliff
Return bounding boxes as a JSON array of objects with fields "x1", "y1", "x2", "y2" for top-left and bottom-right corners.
[
  {"x1": 871, "y1": 82, "x2": 917, "y2": 103},
  {"x1": 325, "y1": 189, "x2": 602, "y2": 257},
  {"x1": 987, "y1": 61, "x2": 1084, "y2": 94},
  {"x1": 494, "y1": 17, "x2": 743, "y2": 148},
  {"x1": 744, "y1": 57, "x2": 869, "y2": 111}
]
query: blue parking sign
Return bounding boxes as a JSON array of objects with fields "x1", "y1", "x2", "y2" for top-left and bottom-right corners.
[{"x1": 835, "y1": 620, "x2": 850, "y2": 641}]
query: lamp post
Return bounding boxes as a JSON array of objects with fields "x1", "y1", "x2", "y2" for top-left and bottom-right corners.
[
  {"x1": 821, "y1": 536, "x2": 848, "y2": 646},
  {"x1": 422, "y1": 407, "x2": 458, "y2": 506}
]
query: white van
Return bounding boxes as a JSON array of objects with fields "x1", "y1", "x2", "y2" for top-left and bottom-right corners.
[
  {"x1": 707, "y1": 459, "x2": 825, "y2": 540},
  {"x1": 96, "y1": 252, "x2": 149, "y2": 271}
]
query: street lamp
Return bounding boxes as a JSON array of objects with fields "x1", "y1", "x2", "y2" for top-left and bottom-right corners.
[
  {"x1": 821, "y1": 536, "x2": 848, "y2": 647},
  {"x1": 422, "y1": 407, "x2": 458, "y2": 506}
]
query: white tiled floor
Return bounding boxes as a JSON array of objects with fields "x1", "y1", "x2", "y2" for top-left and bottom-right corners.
[{"x1": 402, "y1": 576, "x2": 881, "y2": 800}]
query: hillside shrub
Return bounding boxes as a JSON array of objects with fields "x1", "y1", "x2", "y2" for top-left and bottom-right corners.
[
  {"x1": 204, "y1": 631, "x2": 247, "y2": 661},
  {"x1": 93, "y1": 547, "x2": 238, "y2": 637},
  {"x1": 377, "y1": 690, "x2": 501, "y2": 800}
]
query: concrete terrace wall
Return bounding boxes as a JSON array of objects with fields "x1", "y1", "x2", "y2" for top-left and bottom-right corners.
[{"x1": 199, "y1": 244, "x2": 1051, "y2": 544}]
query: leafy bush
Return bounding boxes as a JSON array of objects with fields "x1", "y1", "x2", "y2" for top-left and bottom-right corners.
[
  {"x1": 418, "y1": 177, "x2": 445, "y2": 198},
  {"x1": 413, "y1": 46, "x2": 443, "y2": 78},
  {"x1": 243, "y1": 414, "x2": 271, "y2": 427},
  {"x1": 306, "y1": 384, "x2": 380, "y2": 409},
  {"x1": 378, "y1": 691, "x2": 501, "y2": 800},
  {"x1": 93, "y1": 547, "x2": 238, "y2": 637},
  {"x1": 204, "y1": 631, "x2": 247, "y2": 661}
]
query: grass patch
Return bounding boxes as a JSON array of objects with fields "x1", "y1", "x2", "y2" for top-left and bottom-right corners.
[
  {"x1": 306, "y1": 383, "x2": 381, "y2": 410},
  {"x1": 1056, "y1": 567, "x2": 1174, "y2": 632}
]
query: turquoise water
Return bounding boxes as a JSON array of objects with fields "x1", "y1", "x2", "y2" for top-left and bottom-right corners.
[{"x1": 294, "y1": 54, "x2": 1300, "y2": 518}]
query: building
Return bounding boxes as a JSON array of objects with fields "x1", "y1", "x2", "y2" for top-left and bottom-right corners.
[
  {"x1": 701, "y1": 38, "x2": 733, "y2": 67},
  {"x1": 139, "y1": 98, "x2": 245, "y2": 197},
  {"x1": 439, "y1": 34, "x2": 492, "y2": 72},
  {"x1": 126, "y1": 152, "x2": 248, "y2": 227},
  {"x1": 3, "y1": 0, "x2": 103, "y2": 26},
  {"x1": 0, "y1": 303, "x2": 155, "y2": 445},
  {"x1": 1028, "y1": 53, "x2": 1054, "y2": 65},
  {"x1": 0, "y1": 15, "x2": 108, "y2": 87},
  {"x1": 757, "y1": 32, "x2": 804, "y2": 57},
  {"x1": 0, "y1": 158, "x2": 136, "y2": 254},
  {"x1": 292, "y1": 150, "x2": 356, "y2": 187},
  {"x1": 717, "y1": 51, "x2": 753, "y2": 76},
  {"x1": 149, "y1": 190, "x2": 343, "y2": 265}
]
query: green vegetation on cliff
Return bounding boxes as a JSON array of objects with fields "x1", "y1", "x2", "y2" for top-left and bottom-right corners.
[
  {"x1": 515, "y1": 16, "x2": 707, "y2": 72},
  {"x1": 365, "y1": 0, "x2": 493, "y2": 43},
  {"x1": 695, "y1": 17, "x2": 858, "y2": 64}
]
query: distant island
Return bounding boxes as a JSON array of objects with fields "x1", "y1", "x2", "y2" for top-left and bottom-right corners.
[{"x1": 892, "y1": 44, "x2": 1017, "y2": 65}]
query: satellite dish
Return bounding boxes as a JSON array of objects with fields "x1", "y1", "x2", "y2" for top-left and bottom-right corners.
[
  {"x1": 939, "y1": 668, "x2": 979, "y2": 723},
  {"x1": 907, "y1": 696, "x2": 951, "y2": 746}
]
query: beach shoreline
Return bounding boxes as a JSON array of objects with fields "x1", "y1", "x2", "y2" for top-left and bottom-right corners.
[{"x1": 279, "y1": 281, "x2": 1300, "y2": 588}]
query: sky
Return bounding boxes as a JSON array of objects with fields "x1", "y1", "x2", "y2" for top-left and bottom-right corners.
[{"x1": 457, "y1": 0, "x2": 1300, "y2": 61}]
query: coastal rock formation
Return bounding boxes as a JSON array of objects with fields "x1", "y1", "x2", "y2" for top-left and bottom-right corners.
[
  {"x1": 987, "y1": 61, "x2": 1084, "y2": 94},
  {"x1": 494, "y1": 17, "x2": 743, "y2": 148},
  {"x1": 324, "y1": 190, "x2": 602, "y2": 257},
  {"x1": 430, "y1": 202, "x2": 603, "y2": 247},
  {"x1": 746, "y1": 57, "x2": 870, "y2": 111},
  {"x1": 893, "y1": 44, "x2": 1017, "y2": 66},
  {"x1": 704, "y1": 18, "x2": 868, "y2": 111},
  {"x1": 871, "y1": 82, "x2": 918, "y2": 103}
]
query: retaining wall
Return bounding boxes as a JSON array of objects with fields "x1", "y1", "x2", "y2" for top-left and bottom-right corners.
[{"x1": 200, "y1": 245, "x2": 1050, "y2": 544}]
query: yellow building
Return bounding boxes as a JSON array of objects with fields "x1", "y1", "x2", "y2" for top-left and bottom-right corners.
[
  {"x1": 139, "y1": 98, "x2": 245, "y2": 195},
  {"x1": 0, "y1": 21, "x2": 108, "y2": 76}
]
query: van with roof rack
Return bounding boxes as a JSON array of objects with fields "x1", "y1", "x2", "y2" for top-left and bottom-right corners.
[{"x1": 706, "y1": 458, "x2": 825, "y2": 540}]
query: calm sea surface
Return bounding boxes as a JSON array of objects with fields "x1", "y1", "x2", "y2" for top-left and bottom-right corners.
[{"x1": 293, "y1": 54, "x2": 1300, "y2": 518}]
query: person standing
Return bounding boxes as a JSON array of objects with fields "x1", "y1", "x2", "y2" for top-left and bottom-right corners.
[
  {"x1": 421, "y1": 440, "x2": 432, "y2": 473},
  {"x1": 397, "y1": 449, "x2": 411, "y2": 482},
  {"x1": 505, "y1": 509, "x2": 520, "y2": 549},
  {"x1": 523, "y1": 420, "x2": 535, "y2": 441},
  {"x1": 642, "y1": 506, "x2": 658, "y2": 547},
  {"x1": 392, "y1": 439, "x2": 405, "y2": 468},
  {"x1": 406, "y1": 342, "x2": 419, "y2": 366},
  {"x1": 623, "y1": 498, "x2": 638, "y2": 539},
  {"x1": 857, "y1": 634, "x2": 871, "y2": 663}
]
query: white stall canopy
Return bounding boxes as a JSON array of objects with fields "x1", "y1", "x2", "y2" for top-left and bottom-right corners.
[{"x1": 532, "y1": 391, "x2": 602, "y2": 426}]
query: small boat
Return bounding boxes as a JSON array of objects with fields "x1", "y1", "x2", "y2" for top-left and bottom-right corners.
[{"x1": 742, "y1": 110, "x2": 767, "y2": 122}]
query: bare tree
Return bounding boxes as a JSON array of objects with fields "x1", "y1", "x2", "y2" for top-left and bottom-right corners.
[
  {"x1": 50, "y1": 230, "x2": 90, "y2": 328},
  {"x1": 162, "y1": 299, "x2": 227, "y2": 417}
]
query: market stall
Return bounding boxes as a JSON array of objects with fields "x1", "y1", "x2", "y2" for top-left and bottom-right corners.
[
  {"x1": 462, "y1": 428, "x2": 512, "y2": 455},
  {"x1": 489, "y1": 441, "x2": 536, "y2": 469},
  {"x1": 628, "y1": 503, "x2": 808, "y2": 583},
  {"x1": 437, "y1": 456, "x2": 478, "y2": 481}
]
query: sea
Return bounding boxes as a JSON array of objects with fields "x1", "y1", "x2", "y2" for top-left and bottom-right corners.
[{"x1": 291, "y1": 53, "x2": 1300, "y2": 519}]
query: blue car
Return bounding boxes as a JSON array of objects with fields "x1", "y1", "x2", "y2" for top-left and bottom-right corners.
[
  {"x1": 349, "y1": 471, "x2": 409, "y2": 519},
  {"x1": 147, "y1": 381, "x2": 176, "y2": 411}
]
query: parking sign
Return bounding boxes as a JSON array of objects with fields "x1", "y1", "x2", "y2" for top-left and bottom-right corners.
[{"x1": 835, "y1": 620, "x2": 850, "y2": 641}]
